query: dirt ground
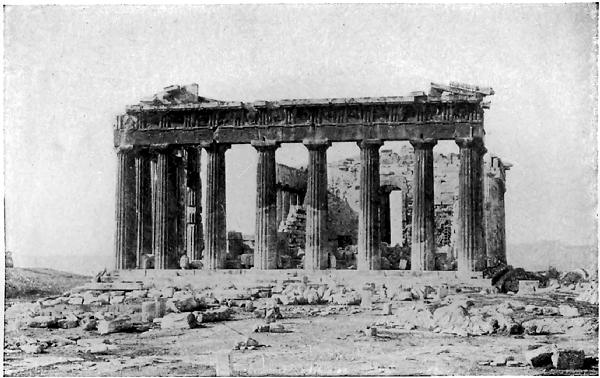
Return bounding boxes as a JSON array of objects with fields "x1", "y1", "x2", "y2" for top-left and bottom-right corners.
[{"x1": 4, "y1": 292, "x2": 598, "y2": 376}]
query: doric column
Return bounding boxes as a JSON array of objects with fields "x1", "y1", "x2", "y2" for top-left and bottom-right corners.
[
  {"x1": 174, "y1": 149, "x2": 187, "y2": 262},
  {"x1": 134, "y1": 150, "x2": 151, "y2": 268},
  {"x1": 115, "y1": 148, "x2": 136, "y2": 269},
  {"x1": 185, "y1": 146, "x2": 203, "y2": 261},
  {"x1": 281, "y1": 190, "x2": 291, "y2": 225},
  {"x1": 252, "y1": 140, "x2": 280, "y2": 269},
  {"x1": 151, "y1": 149, "x2": 170, "y2": 269},
  {"x1": 410, "y1": 138, "x2": 437, "y2": 271},
  {"x1": 379, "y1": 186, "x2": 394, "y2": 244},
  {"x1": 484, "y1": 156, "x2": 509, "y2": 266},
  {"x1": 456, "y1": 137, "x2": 486, "y2": 273},
  {"x1": 202, "y1": 142, "x2": 230, "y2": 269},
  {"x1": 357, "y1": 139, "x2": 383, "y2": 271},
  {"x1": 303, "y1": 139, "x2": 330, "y2": 270}
]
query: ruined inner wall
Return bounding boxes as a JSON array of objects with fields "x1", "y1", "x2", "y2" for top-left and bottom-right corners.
[
  {"x1": 328, "y1": 145, "x2": 460, "y2": 246},
  {"x1": 327, "y1": 147, "x2": 509, "y2": 260}
]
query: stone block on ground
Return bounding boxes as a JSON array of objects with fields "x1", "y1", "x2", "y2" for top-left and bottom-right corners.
[
  {"x1": 80, "y1": 317, "x2": 97, "y2": 331},
  {"x1": 125, "y1": 290, "x2": 147, "y2": 299},
  {"x1": 28, "y1": 316, "x2": 59, "y2": 328},
  {"x1": 97, "y1": 318, "x2": 134, "y2": 335},
  {"x1": 110, "y1": 295, "x2": 125, "y2": 305},
  {"x1": 517, "y1": 280, "x2": 539, "y2": 295},
  {"x1": 20, "y1": 343, "x2": 46, "y2": 354},
  {"x1": 360, "y1": 289, "x2": 373, "y2": 309},
  {"x1": 331, "y1": 292, "x2": 361, "y2": 306},
  {"x1": 542, "y1": 306, "x2": 559, "y2": 316},
  {"x1": 394, "y1": 290, "x2": 413, "y2": 301},
  {"x1": 161, "y1": 287, "x2": 175, "y2": 298},
  {"x1": 558, "y1": 305, "x2": 580, "y2": 318},
  {"x1": 265, "y1": 306, "x2": 283, "y2": 323},
  {"x1": 58, "y1": 314, "x2": 79, "y2": 329},
  {"x1": 68, "y1": 297, "x2": 84, "y2": 306},
  {"x1": 141, "y1": 301, "x2": 156, "y2": 322},
  {"x1": 199, "y1": 307, "x2": 232, "y2": 322},
  {"x1": 160, "y1": 313, "x2": 199, "y2": 329},
  {"x1": 167, "y1": 296, "x2": 201, "y2": 313},
  {"x1": 234, "y1": 337, "x2": 261, "y2": 350},
  {"x1": 381, "y1": 303, "x2": 392, "y2": 315},
  {"x1": 243, "y1": 300, "x2": 255, "y2": 312},
  {"x1": 524, "y1": 345, "x2": 557, "y2": 367},
  {"x1": 41, "y1": 298, "x2": 64, "y2": 307},
  {"x1": 552, "y1": 349, "x2": 585, "y2": 370}
]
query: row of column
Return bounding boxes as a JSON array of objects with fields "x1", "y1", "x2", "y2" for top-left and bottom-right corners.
[
  {"x1": 116, "y1": 136, "x2": 487, "y2": 272},
  {"x1": 115, "y1": 143, "x2": 226, "y2": 269},
  {"x1": 276, "y1": 187, "x2": 304, "y2": 228}
]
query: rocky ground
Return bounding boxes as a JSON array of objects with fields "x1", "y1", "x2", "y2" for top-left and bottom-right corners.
[{"x1": 3, "y1": 273, "x2": 598, "y2": 376}]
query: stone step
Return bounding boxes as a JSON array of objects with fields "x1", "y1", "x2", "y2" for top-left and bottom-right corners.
[{"x1": 74, "y1": 282, "x2": 144, "y2": 292}]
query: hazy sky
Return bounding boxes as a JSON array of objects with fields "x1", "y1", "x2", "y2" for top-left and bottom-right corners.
[{"x1": 5, "y1": 4, "x2": 598, "y2": 274}]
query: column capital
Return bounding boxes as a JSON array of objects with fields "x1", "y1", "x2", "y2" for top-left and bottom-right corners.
[
  {"x1": 251, "y1": 139, "x2": 280, "y2": 151},
  {"x1": 455, "y1": 137, "x2": 485, "y2": 151},
  {"x1": 200, "y1": 141, "x2": 231, "y2": 152},
  {"x1": 410, "y1": 138, "x2": 437, "y2": 149},
  {"x1": 116, "y1": 145, "x2": 135, "y2": 153},
  {"x1": 303, "y1": 138, "x2": 331, "y2": 150},
  {"x1": 146, "y1": 143, "x2": 174, "y2": 154},
  {"x1": 357, "y1": 139, "x2": 383, "y2": 150}
]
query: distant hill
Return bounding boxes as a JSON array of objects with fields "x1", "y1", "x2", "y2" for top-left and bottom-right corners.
[
  {"x1": 507, "y1": 241, "x2": 597, "y2": 273},
  {"x1": 5, "y1": 267, "x2": 90, "y2": 300}
]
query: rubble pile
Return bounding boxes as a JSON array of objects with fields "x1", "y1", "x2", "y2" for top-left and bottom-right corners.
[{"x1": 373, "y1": 297, "x2": 598, "y2": 338}]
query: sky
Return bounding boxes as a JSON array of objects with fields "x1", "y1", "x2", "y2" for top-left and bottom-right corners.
[{"x1": 4, "y1": 4, "x2": 598, "y2": 274}]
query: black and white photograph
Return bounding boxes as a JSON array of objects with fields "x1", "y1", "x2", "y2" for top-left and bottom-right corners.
[{"x1": 3, "y1": 3, "x2": 599, "y2": 376}]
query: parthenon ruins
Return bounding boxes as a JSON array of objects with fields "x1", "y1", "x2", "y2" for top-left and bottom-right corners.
[{"x1": 113, "y1": 82, "x2": 509, "y2": 274}]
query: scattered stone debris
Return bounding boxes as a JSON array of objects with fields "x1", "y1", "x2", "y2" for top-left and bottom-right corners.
[
  {"x1": 234, "y1": 337, "x2": 264, "y2": 351},
  {"x1": 7, "y1": 267, "x2": 598, "y2": 375}
]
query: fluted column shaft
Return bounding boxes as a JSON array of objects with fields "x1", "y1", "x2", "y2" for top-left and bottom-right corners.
[
  {"x1": 203, "y1": 142, "x2": 230, "y2": 269},
  {"x1": 175, "y1": 149, "x2": 187, "y2": 260},
  {"x1": 151, "y1": 151, "x2": 170, "y2": 269},
  {"x1": 357, "y1": 139, "x2": 383, "y2": 271},
  {"x1": 304, "y1": 139, "x2": 330, "y2": 270},
  {"x1": 484, "y1": 172, "x2": 507, "y2": 266},
  {"x1": 115, "y1": 149, "x2": 136, "y2": 269},
  {"x1": 456, "y1": 137, "x2": 486, "y2": 273},
  {"x1": 410, "y1": 138, "x2": 437, "y2": 271},
  {"x1": 185, "y1": 146, "x2": 204, "y2": 261},
  {"x1": 252, "y1": 140, "x2": 280, "y2": 269},
  {"x1": 497, "y1": 183, "x2": 507, "y2": 264},
  {"x1": 134, "y1": 151, "x2": 151, "y2": 268}
]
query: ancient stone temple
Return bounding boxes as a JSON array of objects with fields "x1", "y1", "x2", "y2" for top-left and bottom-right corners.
[{"x1": 114, "y1": 82, "x2": 501, "y2": 273}]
